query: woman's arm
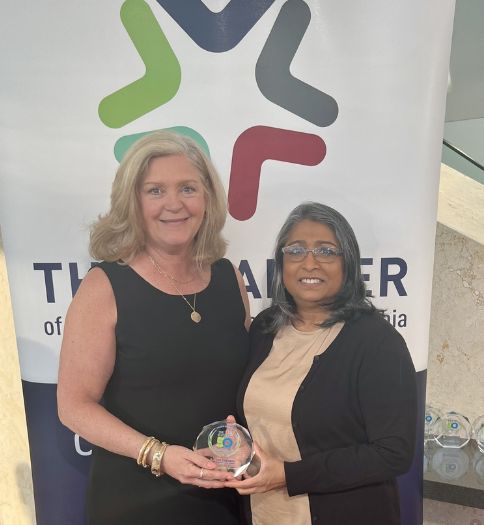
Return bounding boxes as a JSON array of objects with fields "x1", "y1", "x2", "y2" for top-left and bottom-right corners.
[
  {"x1": 57, "y1": 267, "x2": 232, "y2": 487},
  {"x1": 57, "y1": 267, "x2": 145, "y2": 458},
  {"x1": 284, "y1": 331, "x2": 417, "y2": 496}
]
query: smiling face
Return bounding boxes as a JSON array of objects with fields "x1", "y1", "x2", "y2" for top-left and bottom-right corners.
[
  {"x1": 282, "y1": 219, "x2": 344, "y2": 315},
  {"x1": 138, "y1": 154, "x2": 206, "y2": 255}
]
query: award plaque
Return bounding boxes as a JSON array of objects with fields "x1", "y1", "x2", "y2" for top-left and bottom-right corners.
[
  {"x1": 194, "y1": 420, "x2": 255, "y2": 477},
  {"x1": 424, "y1": 405, "x2": 443, "y2": 443},
  {"x1": 435, "y1": 411, "x2": 471, "y2": 449}
]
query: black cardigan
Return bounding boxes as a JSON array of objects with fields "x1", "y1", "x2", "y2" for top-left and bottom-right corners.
[{"x1": 236, "y1": 310, "x2": 417, "y2": 525}]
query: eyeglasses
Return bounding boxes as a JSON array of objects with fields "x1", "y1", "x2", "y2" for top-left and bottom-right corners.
[{"x1": 281, "y1": 245, "x2": 343, "y2": 263}]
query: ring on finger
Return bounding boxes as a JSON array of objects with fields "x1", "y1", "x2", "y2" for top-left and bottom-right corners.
[{"x1": 199, "y1": 468, "x2": 204, "y2": 479}]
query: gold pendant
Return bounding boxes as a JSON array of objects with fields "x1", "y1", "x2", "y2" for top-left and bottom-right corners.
[{"x1": 191, "y1": 311, "x2": 202, "y2": 323}]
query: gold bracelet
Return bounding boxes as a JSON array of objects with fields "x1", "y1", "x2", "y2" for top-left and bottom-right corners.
[
  {"x1": 151, "y1": 442, "x2": 169, "y2": 477},
  {"x1": 137, "y1": 436, "x2": 155, "y2": 466},
  {"x1": 142, "y1": 438, "x2": 160, "y2": 468}
]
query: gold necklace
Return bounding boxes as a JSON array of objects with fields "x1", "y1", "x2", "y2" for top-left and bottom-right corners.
[
  {"x1": 148, "y1": 254, "x2": 202, "y2": 323},
  {"x1": 150, "y1": 250, "x2": 197, "y2": 284}
]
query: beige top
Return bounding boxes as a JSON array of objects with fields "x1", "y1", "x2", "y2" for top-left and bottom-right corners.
[{"x1": 243, "y1": 322, "x2": 343, "y2": 525}]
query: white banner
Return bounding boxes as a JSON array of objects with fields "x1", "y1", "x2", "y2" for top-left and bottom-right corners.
[{"x1": 0, "y1": 1, "x2": 455, "y2": 523}]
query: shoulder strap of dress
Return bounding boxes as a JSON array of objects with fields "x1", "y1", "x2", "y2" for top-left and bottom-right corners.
[
  {"x1": 211, "y1": 258, "x2": 236, "y2": 282},
  {"x1": 91, "y1": 260, "x2": 134, "y2": 292}
]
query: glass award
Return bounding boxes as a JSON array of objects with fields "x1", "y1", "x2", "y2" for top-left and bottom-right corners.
[
  {"x1": 424, "y1": 405, "x2": 443, "y2": 443},
  {"x1": 435, "y1": 411, "x2": 471, "y2": 449},
  {"x1": 472, "y1": 415, "x2": 484, "y2": 453},
  {"x1": 194, "y1": 420, "x2": 255, "y2": 477}
]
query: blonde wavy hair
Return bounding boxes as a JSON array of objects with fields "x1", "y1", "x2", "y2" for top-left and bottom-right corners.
[{"x1": 90, "y1": 131, "x2": 227, "y2": 266}]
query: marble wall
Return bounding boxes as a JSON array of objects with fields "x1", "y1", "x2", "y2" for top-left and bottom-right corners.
[
  {"x1": 429, "y1": 162, "x2": 484, "y2": 427},
  {"x1": 0, "y1": 231, "x2": 36, "y2": 525},
  {"x1": 423, "y1": 165, "x2": 484, "y2": 524},
  {"x1": 426, "y1": 223, "x2": 484, "y2": 423}
]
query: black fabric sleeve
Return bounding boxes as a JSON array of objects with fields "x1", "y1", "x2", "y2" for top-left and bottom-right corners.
[{"x1": 284, "y1": 331, "x2": 417, "y2": 495}]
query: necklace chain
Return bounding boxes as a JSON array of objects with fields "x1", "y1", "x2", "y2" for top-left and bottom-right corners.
[
  {"x1": 149, "y1": 252, "x2": 197, "y2": 284},
  {"x1": 147, "y1": 254, "x2": 202, "y2": 323}
]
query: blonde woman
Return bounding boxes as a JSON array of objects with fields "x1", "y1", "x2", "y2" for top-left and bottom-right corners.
[{"x1": 58, "y1": 131, "x2": 250, "y2": 524}]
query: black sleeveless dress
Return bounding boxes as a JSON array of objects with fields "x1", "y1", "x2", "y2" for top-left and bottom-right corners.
[{"x1": 87, "y1": 259, "x2": 249, "y2": 524}]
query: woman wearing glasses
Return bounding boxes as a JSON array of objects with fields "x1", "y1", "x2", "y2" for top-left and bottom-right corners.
[{"x1": 226, "y1": 202, "x2": 417, "y2": 525}]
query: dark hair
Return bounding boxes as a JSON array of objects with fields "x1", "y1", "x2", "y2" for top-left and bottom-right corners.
[{"x1": 264, "y1": 201, "x2": 375, "y2": 333}]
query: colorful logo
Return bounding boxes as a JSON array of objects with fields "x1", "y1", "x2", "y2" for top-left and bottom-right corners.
[
  {"x1": 211, "y1": 427, "x2": 240, "y2": 455},
  {"x1": 99, "y1": 0, "x2": 338, "y2": 219},
  {"x1": 215, "y1": 430, "x2": 235, "y2": 449}
]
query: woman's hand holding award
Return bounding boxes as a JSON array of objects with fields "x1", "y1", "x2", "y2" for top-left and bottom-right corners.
[{"x1": 194, "y1": 420, "x2": 254, "y2": 477}]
